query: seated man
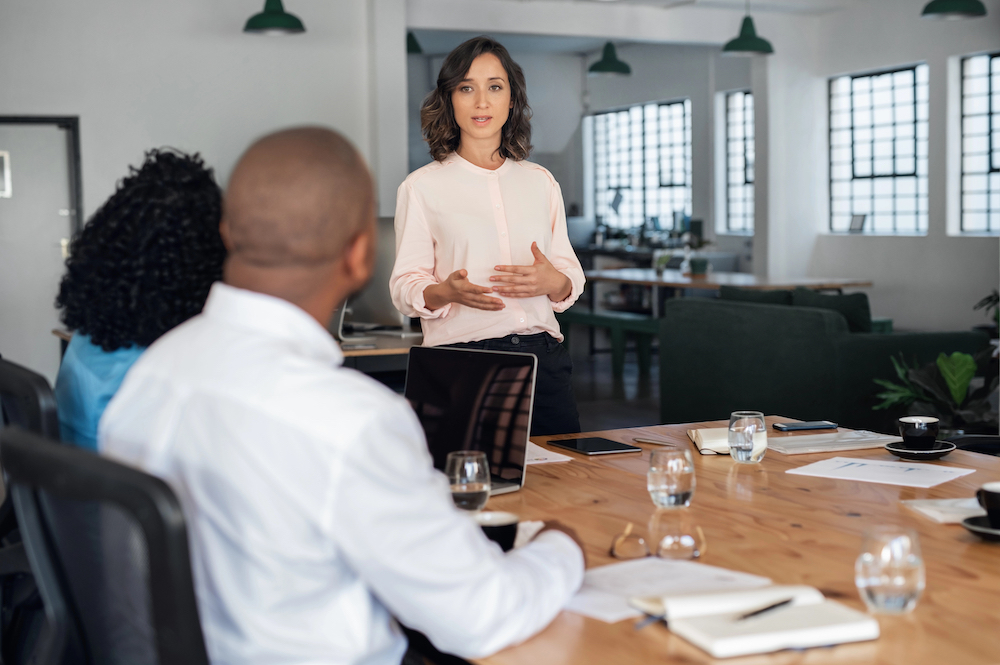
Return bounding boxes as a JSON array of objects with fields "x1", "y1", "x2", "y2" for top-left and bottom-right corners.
[{"x1": 100, "y1": 128, "x2": 584, "y2": 665}]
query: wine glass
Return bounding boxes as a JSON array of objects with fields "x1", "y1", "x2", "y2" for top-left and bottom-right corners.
[
  {"x1": 445, "y1": 450, "x2": 491, "y2": 512},
  {"x1": 728, "y1": 411, "x2": 767, "y2": 463},
  {"x1": 855, "y1": 526, "x2": 925, "y2": 614}
]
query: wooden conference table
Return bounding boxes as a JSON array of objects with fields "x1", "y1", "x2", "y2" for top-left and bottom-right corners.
[
  {"x1": 585, "y1": 269, "x2": 874, "y2": 317},
  {"x1": 477, "y1": 417, "x2": 1000, "y2": 665}
]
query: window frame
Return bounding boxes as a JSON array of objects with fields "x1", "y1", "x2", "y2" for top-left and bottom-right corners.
[
  {"x1": 959, "y1": 51, "x2": 1000, "y2": 235},
  {"x1": 590, "y1": 98, "x2": 692, "y2": 230},
  {"x1": 828, "y1": 63, "x2": 929, "y2": 235},
  {"x1": 724, "y1": 90, "x2": 754, "y2": 234}
]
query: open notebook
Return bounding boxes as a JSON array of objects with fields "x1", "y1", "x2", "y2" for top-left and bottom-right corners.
[{"x1": 631, "y1": 585, "x2": 879, "y2": 658}]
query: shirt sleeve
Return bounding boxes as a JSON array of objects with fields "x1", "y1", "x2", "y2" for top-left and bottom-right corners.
[
  {"x1": 546, "y1": 180, "x2": 585, "y2": 312},
  {"x1": 328, "y1": 398, "x2": 584, "y2": 659},
  {"x1": 389, "y1": 180, "x2": 452, "y2": 320}
]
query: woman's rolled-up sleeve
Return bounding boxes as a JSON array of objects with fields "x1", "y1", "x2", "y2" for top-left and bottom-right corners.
[
  {"x1": 546, "y1": 180, "x2": 585, "y2": 312},
  {"x1": 389, "y1": 181, "x2": 452, "y2": 320}
]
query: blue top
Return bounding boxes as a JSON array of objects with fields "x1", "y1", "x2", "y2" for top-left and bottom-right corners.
[{"x1": 53, "y1": 333, "x2": 145, "y2": 451}]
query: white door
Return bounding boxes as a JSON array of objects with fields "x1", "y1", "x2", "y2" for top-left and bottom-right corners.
[{"x1": 0, "y1": 124, "x2": 74, "y2": 385}]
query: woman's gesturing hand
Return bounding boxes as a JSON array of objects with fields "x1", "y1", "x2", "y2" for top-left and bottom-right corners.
[
  {"x1": 491, "y1": 242, "x2": 572, "y2": 302},
  {"x1": 423, "y1": 269, "x2": 506, "y2": 311}
]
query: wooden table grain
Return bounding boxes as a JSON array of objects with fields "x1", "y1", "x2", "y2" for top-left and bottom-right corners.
[{"x1": 477, "y1": 417, "x2": 1000, "y2": 665}]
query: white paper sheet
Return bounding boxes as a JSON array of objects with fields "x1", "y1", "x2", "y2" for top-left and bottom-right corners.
[
  {"x1": 786, "y1": 456, "x2": 976, "y2": 488},
  {"x1": 526, "y1": 442, "x2": 573, "y2": 465},
  {"x1": 901, "y1": 497, "x2": 986, "y2": 523},
  {"x1": 565, "y1": 558, "x2": 771, "y2": 623}
]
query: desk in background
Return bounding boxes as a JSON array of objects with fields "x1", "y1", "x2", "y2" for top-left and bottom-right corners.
[
  {"x1": 53, "y1": 329, "x2": 421, "y2": 389},
  {"x1": 585, "y1": 268, "x2": 873, "y2": 317},
  {"x1": 478, "y1": 417, "x2": 999, "y2": 665}
]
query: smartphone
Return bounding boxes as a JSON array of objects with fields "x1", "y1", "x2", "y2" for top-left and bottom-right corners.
[
  {"x1": 548, "y1": 437, "x2": 642, "y2": 455},
  {"x1": 772, "y1": 421, "x2": 838, "y2": 432}
]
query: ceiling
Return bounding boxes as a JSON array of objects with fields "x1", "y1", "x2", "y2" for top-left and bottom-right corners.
[
  {"x1": 411, "y1": 0, "x2": 864, "y2": 56},
  {"x1": 557, "y1": 0, "x2": 861, "y2": 13}
]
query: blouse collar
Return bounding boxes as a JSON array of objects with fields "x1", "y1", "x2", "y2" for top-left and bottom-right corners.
[{"x1": 447, "y1": 151, "x2": 514, "y2": 176}]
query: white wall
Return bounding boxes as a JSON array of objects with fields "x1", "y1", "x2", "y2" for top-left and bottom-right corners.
[
  {"x1": 0, "y1": 0, "x2": 379, "y2": 218},
  {"x1": 760, "y1": 0, "x2": 1000, "y2": 330}
]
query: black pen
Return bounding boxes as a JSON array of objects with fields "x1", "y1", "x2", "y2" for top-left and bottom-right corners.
[{"x1": 737, "y1": 597, "x2": 794, "y2": 621}]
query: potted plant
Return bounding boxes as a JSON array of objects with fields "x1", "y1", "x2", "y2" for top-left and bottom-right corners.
[{"x1": 873, "y1": 349, "x2": 998, "y2": 435}]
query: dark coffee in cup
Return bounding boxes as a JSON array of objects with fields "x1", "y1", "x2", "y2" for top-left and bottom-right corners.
[
  {"x1": 898, "y1": 416, "x2": 939, "y2": 451},
  {"x1": 475, "y1": 511, "x2": 519, "y2": 552},
  {"x1": 976, "y1": 482, "x2": 1000, "y2": 529}
]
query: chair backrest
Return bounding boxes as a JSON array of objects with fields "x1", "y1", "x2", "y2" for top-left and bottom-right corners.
[
  {"x1": 0, "y1": 427, "x2": 210, "y2": 665},
  {"x1": 0, "y1": 357, "x2": 59, "y2": 438}
]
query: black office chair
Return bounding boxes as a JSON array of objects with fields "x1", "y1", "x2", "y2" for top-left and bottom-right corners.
[
  {"x1": 0, "y1": 356, "x2": 62, "y2": 663},
  {"x1": 0, "y1": 356, "x2": 60, "y2": 440},
  {"x1": 946, "y1": 434, "x2": 1000, "y2": 457},
  {"x1": 0, "y1": 426, "x2": 210, "y2": 665}
]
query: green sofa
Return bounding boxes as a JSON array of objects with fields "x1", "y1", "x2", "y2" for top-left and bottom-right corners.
[{"x1": 658, "y1": 299, "x2": 990, "y2": 434}]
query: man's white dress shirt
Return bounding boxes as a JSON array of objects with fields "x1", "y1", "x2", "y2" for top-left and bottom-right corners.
[
  {"x1": 390, "y1": 153, "x2": 585, "y2": 347},
  {"x1": 99, "y1": 283, "x2": 583, "y2": 665}
]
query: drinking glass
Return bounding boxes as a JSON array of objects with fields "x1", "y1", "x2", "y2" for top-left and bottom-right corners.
[
  {"x1": 855, "y1": 526, "x2": 925, "y2": 614},
  {"x1": 445, "y1": 451, "x2": 491, "y2": 513},
  {"x1": 648, "y1": 508, "x2": 707, "y2": 559},
  {"x1": 647, "y1": 449, "x2": 695, "y2": 508},
  {"x1": 729, "y1": 411, "x2": 767, "y2": 463}
]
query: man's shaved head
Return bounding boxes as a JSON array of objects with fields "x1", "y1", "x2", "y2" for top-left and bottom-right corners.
[{"x1": 223, "y1": 127, "x2": 373, "y2": 267}]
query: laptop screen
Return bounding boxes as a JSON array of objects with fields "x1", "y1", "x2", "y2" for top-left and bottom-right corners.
[{"x1": 404, "y1": 346, "x2": 535, "y2": 486}]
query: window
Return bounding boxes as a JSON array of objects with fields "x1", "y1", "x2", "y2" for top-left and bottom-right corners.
[
  {"x1": 829, "y1": 64, "x2": 928, "y2": 234},
  {"x1": 961, "y1": 52, "x2": 1000, "y2": 234},
  {"x1": 591, "y1": 99, "x2": 692, "y2": 230},
  {"x1": 725, "y1": 91, "x2": 754, "y2": 233}
]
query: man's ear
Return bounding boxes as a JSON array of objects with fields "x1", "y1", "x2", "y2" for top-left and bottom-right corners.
[
  {"x1": 342, "y1": 224, "x2": 375, "y2": 292},
  {"x1": 219, "y1": 217, "x2": 233, "y2": 252}
]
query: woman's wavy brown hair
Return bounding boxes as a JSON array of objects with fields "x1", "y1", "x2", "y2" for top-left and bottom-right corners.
[{"x1": 421, "y1": 36, "x2": 532, "y2": 162}]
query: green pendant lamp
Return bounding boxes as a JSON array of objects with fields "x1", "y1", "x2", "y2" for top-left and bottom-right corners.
[
  {"x1": 244, "y1": 0, "x2": 305, "y2": 35},
  {"x1": 589, "y1": 43, "x2": 631, "y2": 76},
  {"x1": 407, "y1": 32, "x2": 423, "y2": 55},
  {"x1": 722, "y1": 1, "x2": 773, "y2": 56},
  {"x1": 921, "y1": 0, "x2": 987, "y2": 19}
]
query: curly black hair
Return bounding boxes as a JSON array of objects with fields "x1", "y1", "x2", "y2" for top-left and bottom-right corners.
[{"x1": 56, "y1": 148, "x2": 226, "y2": 351}]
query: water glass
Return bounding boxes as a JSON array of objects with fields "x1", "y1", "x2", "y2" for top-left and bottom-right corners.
[
  {"x1": 647, "y1": 449, "x2": 695, "y2": 508},
  {"x1": 446, "y1": 451, "x2": 491, "y2": 513},
  {"x1": 649, "y1": 508, "x2": 706, "y2": 559},
  {"x1": 855, "y1": 526, "x2": 926, "y2": 614},
  {"x1": 729, "y1": 411, "x2": 767, "y2": 464}
]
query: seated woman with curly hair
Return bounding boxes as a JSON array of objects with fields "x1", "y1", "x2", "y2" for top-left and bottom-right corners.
[{"x1": 54, "y1": 148, "x2": 226, "y2": 450}]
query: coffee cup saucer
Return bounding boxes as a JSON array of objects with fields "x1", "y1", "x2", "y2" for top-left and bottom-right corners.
[
  {"x1": 961, "y1": 515, "x2": 1000, "y2": 542},
  {"x1": 884, "y1": 440, "x2": 956, "y2": 461}
]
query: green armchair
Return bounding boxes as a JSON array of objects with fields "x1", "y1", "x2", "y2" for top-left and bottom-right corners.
[{"x1": 658, "y1": 299, "x2": 990, "y2": 434}]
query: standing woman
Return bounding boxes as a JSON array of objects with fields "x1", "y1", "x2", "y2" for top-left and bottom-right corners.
[{"x1": 390, "y1": 36, "x2": 585, "y2": 436}]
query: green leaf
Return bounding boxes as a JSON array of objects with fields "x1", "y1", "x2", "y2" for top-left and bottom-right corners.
[{"x1": 936, "y1": 352, "x2": 977, "y2": 406}]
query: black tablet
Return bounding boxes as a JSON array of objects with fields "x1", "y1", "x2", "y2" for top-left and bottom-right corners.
[{"x1": 548, "y1": 437, "x2": 642, "y2": 456}]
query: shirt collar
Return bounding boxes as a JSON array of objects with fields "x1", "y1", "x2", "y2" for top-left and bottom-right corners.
[
  {"x1": 447, "y1": 151, "x2": 513, "y2": 176},
  {"x1": 202, "y1": 282, "x2": 343, "y2": 367}
]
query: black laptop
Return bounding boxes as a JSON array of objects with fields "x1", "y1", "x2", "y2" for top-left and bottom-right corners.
[{"x1": 404, "y1": 346, "x2": 536, "y2": 495}]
